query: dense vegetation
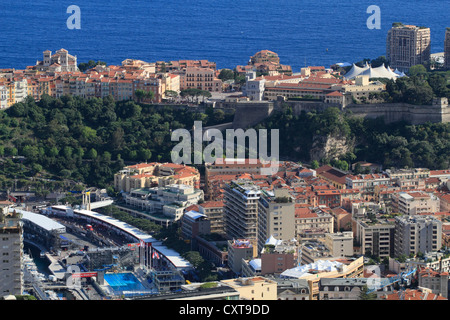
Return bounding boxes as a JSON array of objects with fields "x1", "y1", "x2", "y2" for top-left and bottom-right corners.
[
  {"x1": 381, "y1": 71, "x2": 450, "y2": 105},
  {"x1": 1, "y1": 93, "x2": 449, "y2": 194},
  {"x1": 255, "y1": 105, "x2": 450, "y2": 171},
  {"x1": 0, "y1": 94, "x2": 233, "y2": 189}
]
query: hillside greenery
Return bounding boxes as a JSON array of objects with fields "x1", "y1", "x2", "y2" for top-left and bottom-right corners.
[
  {"x1": 0, "y1": 94, "x2": 233, "y2": 189},
  {"x1": 0, "y1": 94, "x2": 448, "y2": 194},
  {"x1": 255, "y1": 105, "x2": 450, "y2": 171}
]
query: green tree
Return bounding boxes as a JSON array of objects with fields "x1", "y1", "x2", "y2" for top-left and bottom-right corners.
[
  {"x1": 408, "y1": 64, "x2": 427, "y2": 77},
  {"x1": 78, "y1": 60, "x2": 107, "y2": 72},
  {"x1": 134, "y1": 89, "x2": 146, "y2": 104},
  {"x1": 164, "y1": 90, "x2": 178, "y2": 102},
  {"x1": 182, "y1": 251, "x2": 204, "y2": 268},
  {"x1": 86, "y1": 148, "x2": 98, "y2": 160},
  {"x1": 139, "y1": 149, "x2": 152, "y2": 162},
  {"x1": 359, "y1": 285, "x2": 377, "y2": 300},
  {"x1": 218, "y1": 69, "x2": 235, "y2": 81}
]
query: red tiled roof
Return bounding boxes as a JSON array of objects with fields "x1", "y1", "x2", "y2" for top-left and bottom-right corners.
[{"x1": 200, "y1": 201, "x2": 224, "y2": 208}]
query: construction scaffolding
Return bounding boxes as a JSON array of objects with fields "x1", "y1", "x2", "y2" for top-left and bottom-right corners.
[{"x1": 81, "y1": 245, "x2": 140, "y2": 272}]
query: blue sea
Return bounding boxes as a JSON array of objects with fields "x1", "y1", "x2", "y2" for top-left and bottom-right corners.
[{"x1": 0, "y1": 0, "x2": 448, "y2": 71}]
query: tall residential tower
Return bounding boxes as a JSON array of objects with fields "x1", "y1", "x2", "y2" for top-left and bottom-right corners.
[
  {"x1": 0, "y1": 202, "x2": 23, "y2": 296},
  {"x1": 445, "y1": 28, "x2": 450, "y2": 69},
  {"x1": 386, "y1": 23, "x2": 431, "y2": 72},
  {"x1": 223, "y1": 180, "x2": 261, "y2": 241}
]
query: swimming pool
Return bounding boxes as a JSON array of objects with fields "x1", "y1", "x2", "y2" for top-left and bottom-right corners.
[{"x1": 104, "y1": 272, "x2": 150, "y2": 294}]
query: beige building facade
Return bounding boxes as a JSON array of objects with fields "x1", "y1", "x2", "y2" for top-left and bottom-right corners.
[
  {"x1": 445, "y1": 28, "x2": 450, "y2": 69},
  {"x1": 387, "y1": 24, "x2": 431, "y2": 72},
  {"x1": 0, "y1": 203, "x2": 23, "y2": 296},
  {"x1": 221, "y1": 276, "x2": 278, "y2": 300}
]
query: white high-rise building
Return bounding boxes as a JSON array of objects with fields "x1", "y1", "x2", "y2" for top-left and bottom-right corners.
[
  {"x1": 0, "y1": 202, "x2": 23, "y2": 296},
  {"x1": 394, "y1": 215, "x2": 442, "y2": 257},
  {"x1": 224, "y1": 180, "x2": 261, "y2": 241}
]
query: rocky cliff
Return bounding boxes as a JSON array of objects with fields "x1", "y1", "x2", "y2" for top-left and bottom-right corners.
[{"x1": 309, "y1": 133, "x2": 355, "y2": 162}]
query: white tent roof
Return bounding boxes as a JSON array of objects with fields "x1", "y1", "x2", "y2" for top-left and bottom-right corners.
[
  {"x1": 280, "y1": 259, "x2": 343, "y2": 279},
  {"x1": 394, "y1": 69, "x2": 407, "y2": 77},
  {"x1": 344, "y1": 63, "x2": 399, "y2": 80},
  {"x1": 265, "y1": 235, "x2": 282, "y2": 246},
  {"x1": 343, "y1": 63, "x2": 370, "y2": 79}
]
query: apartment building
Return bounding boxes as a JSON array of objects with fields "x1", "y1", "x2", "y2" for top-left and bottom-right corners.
[
  {"x1": 227, "y1": 239, "x2": 258, "y2": 275},
  {"x1": 197, "y1": 200, "x2": 225, "y2": 235},
  {"x1": 300, "y1": 240, "x2": 333, "y2": 265},
  {"x1": 294, "y1": 206, "x2": 333, "y2": 241},
  {"x1": 0, "y1": 84, "x2": 8, "y2": 109},
  {"x1": 0, "y1": 202, "x2": 23, "y2": 296},
  {"x1": 385, "y1": 168, "x2": 430, "y2": 187},
  {"x1": 223, "y1": 180, "x2": 261, "y2": 241},
  {"x1": 221, "y1": 276, "x2": 278, "y2": 300},
  {"x1": 0, "y1": 52, "x2": 177, "y2": 105},
  {"x1": 345, "y1": 173, "x2": 392, "y2": 193},
  {"x1": 161, "y1": 73, "x2": 180, "y2": 95},
  {"x1": 386, "y1": 23, "x2": 431, "y2": 72},
  {"x1": 123, "y1": 184, "x2": 204, "y2": 221},
  {"x1": 257, "y1": 189, "x2": 295, "y2": 252},
  {"x1": 259, "y1": 237, "x2": 298, "y2": 275},
  {"x1": 114, "y1": 162, "x2": 200, "y2": 193},
  {"x1": 353, "y1": 218, "x2": 395, "y2": 258},
  {"x1": 134, "y1": 76, "x2": 164, "y2": 102},
  {"x1": 418, "y1": 267, "x2": 448, "y2": 299},
  {"x1": 177, "y1": 66, "x2": 222, "y2": 92},
  {"x1": 180, "y1": 210, "x2": 211, "y2": 240},
  {"x1": 445, "y1": 28, "x2": 450, "y2": 69},
  {"x1": 205, "y1": 159, "x2": 268, "y2": 193},
  {"x1": 330, "y1": 207, "x2": 352, "y2": 232},
  {"x1": 392, "y1": 191, "x2": 440, "y2": 215},
  {"x1": 156, "y1": 59, "x2": 217, "y2": 73},
  {"x1": 315, "y1": 189, "x2": 341, "y2": 208},
  {"x1": 439, "y1": 193, "x2": 450, "y2": 212},
  {"x1": 394, "y1": 215, "x2": 442, "y2": 257},
  {"x1": 323, "y1": 231, "x2": 354, "y2": 257}
]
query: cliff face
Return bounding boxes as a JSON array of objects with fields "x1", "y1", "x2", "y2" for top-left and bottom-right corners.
[{"x1": 309, "y1": 133, "x2": 354, "y2": 162}]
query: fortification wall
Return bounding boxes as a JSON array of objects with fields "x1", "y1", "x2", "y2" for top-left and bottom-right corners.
[
  {"x1": 346, "y1": 103, "x2": 449, "y2": 125},
  {"x1": 282, "y1": 100, "x2": 337, "y2": 115},
  {"x1": 224, "y1": 101, "x2": 274, "y2": 129},
  {"x1": 219, "y1": 99, "x2": 449, "y2": 130}
]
